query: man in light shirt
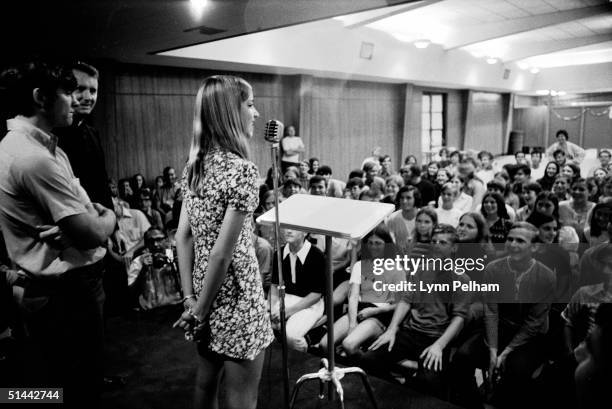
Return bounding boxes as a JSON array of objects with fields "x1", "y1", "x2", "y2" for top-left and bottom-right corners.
[{"x1": 0, "y1": 60, "x2": 116, "y2": 405}]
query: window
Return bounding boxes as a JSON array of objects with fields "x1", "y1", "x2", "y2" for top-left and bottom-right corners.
[{"x1": 422, "y1": 93, "x2": 445, "y2": 162}]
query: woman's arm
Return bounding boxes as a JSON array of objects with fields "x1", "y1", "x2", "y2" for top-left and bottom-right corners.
[
  {"x1": 285, "y1": 292, "x2": 321, "y2": 317},
  {"x1": 347, "y1": 282, "x2": 360, "y2": 329},
  {"x1": 175, "y1": 202, "x2": 195, "y2": 299},
  {"x1": 191, "y1": 208, "x2": 248, "y2": 320}
]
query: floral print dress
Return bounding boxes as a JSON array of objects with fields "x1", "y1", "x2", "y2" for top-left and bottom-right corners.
[{"x1": 182, "y1": 148, "x2": 273, "y2": 360}]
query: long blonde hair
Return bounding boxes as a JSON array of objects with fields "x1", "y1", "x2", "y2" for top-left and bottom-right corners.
[{"x1": 187, "y1": 75, "x2": 252, "y2": 194}]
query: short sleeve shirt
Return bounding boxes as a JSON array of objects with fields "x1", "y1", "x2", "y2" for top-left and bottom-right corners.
[
  {"x1": 182, "y1": 148, "x2": 273, "y2": 360},
  {"x1": 0, "y1": 117, "x2": 105, "y2": 276}
]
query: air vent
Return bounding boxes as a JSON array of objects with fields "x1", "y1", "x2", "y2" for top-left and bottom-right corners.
[{"x1": 184, "y1": 25, "x2": 226, "y2": 35}]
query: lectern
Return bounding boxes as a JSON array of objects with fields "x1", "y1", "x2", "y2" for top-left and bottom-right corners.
[{"x1": 257, "y1": 194, "x2": 394, "y2": 409}]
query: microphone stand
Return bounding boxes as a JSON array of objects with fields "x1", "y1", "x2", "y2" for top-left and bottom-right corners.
[{"x1": 270, "y1": 139, "x2": 290, "y2": 409}]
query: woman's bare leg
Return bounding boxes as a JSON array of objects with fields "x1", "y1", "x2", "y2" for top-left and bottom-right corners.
[
  {"x1": 224, "y1": 349, "x2": 266, "y2": 409},
  {"x1": 194, "y1": 353, "x2": 223, "y2": 409}
]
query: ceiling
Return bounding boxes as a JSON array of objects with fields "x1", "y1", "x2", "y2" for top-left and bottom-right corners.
[
  {"x1": 0, "y1": 0, "x2": 410, "y2": 63},
  {"x1": 2, "y1": 0, "x2": 611, "y2": 94}
]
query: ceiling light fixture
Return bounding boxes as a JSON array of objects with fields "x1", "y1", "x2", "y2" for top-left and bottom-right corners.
[
  {"x1": 190, "y1": 0, "x2": 207, "y2": 16},
  {"x1": 530, "y1": 67, "x2": 540, "y2": 74},
  {"x1": 414, "y1": 39, "x2": 431, "y2": 49},
  {"x1": 517, "y1": 62, "x2": 529, "y2": 70},
  {"x1": 486, "y1": 57, "x2": 498, "y2": 65},
  {"x1": 535, "y1": 90, "x2": 550, "y2": 96}
]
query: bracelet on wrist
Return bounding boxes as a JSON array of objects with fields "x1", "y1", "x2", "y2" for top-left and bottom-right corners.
[
  {"x1": 187, "y1": 307, "x2": 203, "y2": 323},
  {"x1": 182, "y1": 294, "x2": 196, "y2": 303}
]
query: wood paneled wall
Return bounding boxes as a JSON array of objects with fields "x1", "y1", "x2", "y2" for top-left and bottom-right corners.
[
  {"x1": 95, "y1": 64, "x2": 299, "y2": 183},
  {"x1": 91, "y1": 62, "x2": 514, "y2": 184},
  {"x1": 512, "y1": 106, "x2": 548, "y2": 149},
  {"x1": 464, "y1": 91, "x2": 506, "y2": 155},
  {"x1": 304, "y1": 78, "x2": 404, "y2": 179},
  {"x1": 512, "y1": 102, "x2": 611, "y2": 151}
]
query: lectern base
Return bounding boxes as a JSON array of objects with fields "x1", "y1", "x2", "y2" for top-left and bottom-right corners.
[{"x1": 289, "y1": 358, "x2": 378, "y2": 409}]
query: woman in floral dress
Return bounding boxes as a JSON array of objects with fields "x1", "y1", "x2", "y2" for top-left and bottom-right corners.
[{"x1": 173, "y1": 75, "x2": 273, "y2": 409}]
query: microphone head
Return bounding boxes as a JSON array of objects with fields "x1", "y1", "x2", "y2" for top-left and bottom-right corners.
[{"x1": 264, "y1": 120, "x2": 284, "y2": 143}]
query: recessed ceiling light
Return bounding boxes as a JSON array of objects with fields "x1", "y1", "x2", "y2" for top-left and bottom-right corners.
[
  {"x1": 486, "y1": 57, "x2": 498, "y2": 64},
  {"x1": 530, "y1": 67, "x2": 540, "y2": 74},
  {"x1": 414, "y1": 39, "x2": 431, "y2": 49},
  {"x1": 190, "y1": 0, "x2": 207, "y2": 16},
  {"x1": 517, "y1": 62, "x2": 529, "y2": 70}
]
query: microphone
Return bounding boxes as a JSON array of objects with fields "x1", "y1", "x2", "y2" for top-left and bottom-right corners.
[{"x1": 264, "y1": 120, "x2": 284, "y2": 143}]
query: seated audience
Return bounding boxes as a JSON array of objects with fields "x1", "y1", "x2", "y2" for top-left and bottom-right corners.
[
  {"x1": 379, "y1": 154, "x2": 394, "y2": 178},
  {"x1": 308, "y1": 175, "x2": 327, "y2": 196},
  {"x1": 584, "y1": 202, "x2": 612, "y2": 246},
  {"x1": 599, "y1": 175, "x2": 612, "y2": 203},
  {"x1": 546, "y1": 129, "x2": 585, "y2": 164},
  {"x1": 530, "y1": 147, "x2": 545, "y2": 180},
  {"x1": 515, "y1": 150, "x2": 528, "y2": 166},
  {"x1": 403, "y1": 154, "x2": 418, "y2": 166},
  {"x1": 297, "y1": 160, "x2": 312, "y2": 190},
  {"x1": 424, "y1": 161, "x2": 440, "y2": 184},
  {"x1": 482, "y1": 180, "x2": 517, "y2": 221},
  {"x1": 127, "y1": 228, "x2": 181, "y2": 310},
  {"x1": 317, "y1": 225, "x2": 402, "y2": 357},
  {"x1": 363, "y1": 160, "x2": 385, "y2": 189},
  {"x1": 138, "y1": 190, "x2": 164, "y2": 231},
  {"x1": 361, "y1": 225, "x2": 470, "y2": 398},
  {"x1": 435, "y1": 183, "x2": 463, "y2": 228},
  {"x1": 359, "y1": 189, "x2": 381, "y2": 202},
  {"x1": 452, "y1": 222, "x2": 556, "y2": 409},
  {"x1": 118, "y1": 177, "x2": 137, "y2": 208},
  {"x1": 270, "y1": 229, "x2": 325, "y2": 352},
  {"x1": 346, "y1": 177, "x2": 365, "y2": 200},
  {"x1": 308, "y1": 157, "x2": 319, "y2": 175},
  {"x1": 437, "y1": 176, "x2": 472, "y2": 213},
  {"x1": 586, "y1": 176, "x2": 600, "y2": 203},
  {"x1": 578, "y1": 208, "x2": 612, "y2": 286},
  {"x1": 402, "y1": 164, "x2": 436, "y2": 206},
  {"x1": 131, "y1": 173, "x2": 147, "y2": 198},
  {"x1": 456, "y1": 212, "x2": 493, "y2": 282},
  {"x1": 109, "y1": 200, "x2": 151, "y2": 268},
  {"x1": 281, "y1": 178, "x2": 303, "y2": 199},
  {"x1": 476, "y1": 151, "x2": 495, "y2": 184},
  {"x1": 316, "y1": 165, "x2": 345, "y2": 198},
  {"x1": 481, "y1": 192, "x2": 513, "y2": 245},
  {"x1": 381, "y1": 175, "x2": 404, "y2": 208},
  {"x1": 252, "y1": 219, "x2": 273, "y2": 296},
  {"x1": 154, "y1": 166, "x2": 179, "y2": 224},
  {"x1": 552, "y1": 149, "x2": 567, "y2": 167},
  {"x1": 409, "y1": 208, "x2": 437, "y2": 258},
  {"x1": 574, "y1": 303, "x2": 612, "y2": 409},
  {"x1": 561, "y1": 163, "x2": 581, "y2": 184},
  {"x1": 386, "y1": 185, "x2": 420, "y2": 254},
  {"x1": 516, "y1": 182, "x2": 542, "y2": 221},
  {"x1": 593, "y1": 167, "x2": 608, "y2": 186},
  {"x1": 553, "y1": 175, "x2": 572, "y2": 202},
  {"x1": 587, "y1": 149, "x2": 611, "y2": 177},
  {"x1": 559, "y1": 178, "x2": 595, "y2": 233}
]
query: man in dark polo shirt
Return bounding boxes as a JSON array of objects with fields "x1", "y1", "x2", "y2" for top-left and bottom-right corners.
[
  {"x1": 0, "y1": 61, "x2": 116, "y2": 406},
  {"x1": 56, "y1": 61, "x2": 113, "y2": 210},
  {"x1": 270, "y1": 228, "x2": 326, "y2": 352}
]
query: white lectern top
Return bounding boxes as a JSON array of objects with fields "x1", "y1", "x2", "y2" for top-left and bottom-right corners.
[{"x1": 256, "y1": 194, "x2": 395, "y2": 240}]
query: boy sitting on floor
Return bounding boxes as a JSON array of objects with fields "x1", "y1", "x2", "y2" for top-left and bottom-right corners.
[{"x1": 269, "y1": 228, "x2": 326, "y2": 352}]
